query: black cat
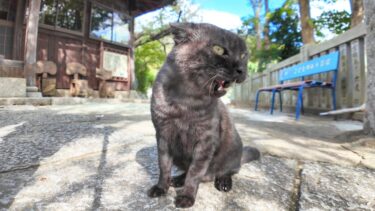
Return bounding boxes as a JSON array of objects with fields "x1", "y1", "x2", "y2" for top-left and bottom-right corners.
[{"x1": 148, "y1": 23, "x2": 260, "y2": 208}]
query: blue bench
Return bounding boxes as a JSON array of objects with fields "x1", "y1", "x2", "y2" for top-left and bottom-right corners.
[{"x1": 254, "y1": 52, "x2": 340, "y2": 120}]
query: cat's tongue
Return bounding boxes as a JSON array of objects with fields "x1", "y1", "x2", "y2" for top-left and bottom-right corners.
[
  {"x1": 214, "y1": 80, "x2": 231, "y2": 97},
  {"x1": 218, "y1": 82, "x2": 226, "y2": 91},
  {"x1": 218, "y1": 80, "x2": 230, "y2": 91}
]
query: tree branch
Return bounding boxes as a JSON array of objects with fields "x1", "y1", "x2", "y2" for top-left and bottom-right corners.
[{"x1": 134, "y1": 26, "x2": 172, "y2": 47}]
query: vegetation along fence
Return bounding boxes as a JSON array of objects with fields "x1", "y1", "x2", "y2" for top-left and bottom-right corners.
[{"x1": 233, "y1": 23, "x2": 367, "y2": 113}]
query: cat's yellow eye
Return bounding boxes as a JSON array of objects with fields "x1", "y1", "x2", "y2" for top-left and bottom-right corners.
[
  {"x1": 212, "y1": 45, "x2": 225, "y2": 55},
  {"x1": 241, "y1": 53, "x2": 247, "y2": 59}
]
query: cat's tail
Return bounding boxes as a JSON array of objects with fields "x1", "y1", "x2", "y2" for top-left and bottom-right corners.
[{"x1": 241, "y1": 146, "x2": 261, "y2": 165}]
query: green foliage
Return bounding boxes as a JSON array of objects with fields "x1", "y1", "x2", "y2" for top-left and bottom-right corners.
[
  {"x1": 240, "y1": 0, "x2": 302, "y2": 72},
  {"x1": 314, "y1": 10, "x2": 351, "y2": 37},
  {"x1": 312, "y1": 0, "x2": 351, "y2": 37},
  {"x1": 135, "y1": 41, "x2": 167, "y2": 93},
  {"x1": 134, "y1": 0, "x2": 200, "y2": 92},
  {"x1": 268, "y1": 5, "x2": 302, "y2": 60},
  {"x1": 242, "y1": 36, "x2": 260, "y2": 72},
  {"x1": 239, "y1": 0, "x2": 353, "y2": 73},
  {"x1": 238, "y1": 17, "x2": 257, "y2": 36},
  {"x1": 243, "y1": 35, "x2": 284, "y2": 72}
]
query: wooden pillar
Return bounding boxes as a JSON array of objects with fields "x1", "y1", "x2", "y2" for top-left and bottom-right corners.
[
  {"x1": 24, "y1": 0, "x2": 42, "y2": 97},
  {"x1": 128, "y1": 0, "x2": 138, "y2": 90},
  {"x1": 129, "y1": 17, "x2": 137, "y2": 90},
  {"x1": 13, "y1": 0, "x2": 26, "y2": 60}
]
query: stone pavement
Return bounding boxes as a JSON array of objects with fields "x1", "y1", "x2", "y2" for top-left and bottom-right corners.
[{"x1": 0, "y1": 103, "x2": 374, "y2": 210}]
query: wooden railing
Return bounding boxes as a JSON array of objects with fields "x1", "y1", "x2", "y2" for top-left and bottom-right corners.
[{"x1": 232, "y1": 23, "x2": 367, "y2": 112}]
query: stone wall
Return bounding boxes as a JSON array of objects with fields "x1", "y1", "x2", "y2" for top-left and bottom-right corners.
[
  {"x1": 0, "y1": 58, "x2": 26, "y2": 98},
  {"x1": 0, "y1": 78, "x2": 26, "y2": 97}
]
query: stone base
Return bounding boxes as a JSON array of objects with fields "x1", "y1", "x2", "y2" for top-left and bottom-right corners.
[
  {"x1": 26, "y1": 86, "x2": 42, "y2": 97},
  {"x1": 53, "y1": 89, "x2": 146, "y2": 100},
  {"x1": 70, "y1": 79, "x2": 89, "y2": 97},
  {"x1": 55, "y1": 89, "x2": 70, "y2": 97},
  {"x1": 113, "y1": 91, "x2": 130, "y2": 99},
  {"x1": 55, "y1": 89, "x2": 99, "y2": 98},
  {"x1": 41, "y1": 78, "x2": 57, "y2": 96},
  {"x1": 0, "y1": 77, "x2": 26, "y2": 97},
  {"x1": 50, "y1": 97, "x2": 86, "y2": 105},
  {"x1": 0, "y1": 97, "x2": 51, "y2": 106}
]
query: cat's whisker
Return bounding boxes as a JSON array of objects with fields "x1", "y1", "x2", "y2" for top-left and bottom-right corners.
[
  {"x1": 203, "y1": 74, "x2": 219, "y2": 88},
  {"x1": 209, "y1": 74, "x2": 221, "y2": 95},
  {"x1": 208, "y1": 74, "x2": 220, "y2": 97}
]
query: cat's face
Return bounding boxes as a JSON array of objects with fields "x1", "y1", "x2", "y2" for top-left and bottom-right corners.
[{"x1": 171, "y1": 23, "x2": 248, "y2": 97}]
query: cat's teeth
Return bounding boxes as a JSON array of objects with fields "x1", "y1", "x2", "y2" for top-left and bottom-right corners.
[{"x1": 218, "y1": 86, "x2": 227, "y2": 91}]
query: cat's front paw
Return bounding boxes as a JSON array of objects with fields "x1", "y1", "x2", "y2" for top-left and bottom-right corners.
[
  {"x1": 214, "y1": 175, "x2": 232, "y2": 192},
  {"x1": 175, "y1": 195, "x2": 195, "y2": 208},
  {"x1": 147, "y1": 185, "x2": 167, "y2": 198}
]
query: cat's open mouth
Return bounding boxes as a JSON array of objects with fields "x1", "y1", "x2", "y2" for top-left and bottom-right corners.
[{"x1": 213, "y1": 80, "x2": 231, "y2": 97}]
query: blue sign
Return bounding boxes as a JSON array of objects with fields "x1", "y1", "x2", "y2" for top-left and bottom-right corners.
[{"x1": 279, "y1": 52, "x2": 339, "y2": 82}]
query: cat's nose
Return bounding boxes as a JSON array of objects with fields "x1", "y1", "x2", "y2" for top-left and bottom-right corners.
[
  {"x1": 236, "y1": 68, "x2": 244, "y2": 74},
  {"x1": 234, "y1": 68, "x2": 246, "y2": 83}
]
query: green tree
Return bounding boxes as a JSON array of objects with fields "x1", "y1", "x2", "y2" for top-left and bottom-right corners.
[
  {"x1": 314, "y1": 10, "x2": 351, "y2": 37},
  {"x1": 134, "y1": 0, "x2": 200, "y2": 93},
  {"x1": 350, "y1": 0, "x2": 364, "y2": 27},
  {"x1": 135, "y1": 0, "x2": 201, "y2": 47},
  {"x1": 316, "y1": 0, "x2": 363, "y2": 28},
  {"x1": 268, "y1": 3, "x2": 302, "y2": 60},
  {"x1": 135, "y1": 41, "x2": 166, "y2": 93},
  {"x1": 249, "y1": 0, "x2": 263, "y2": 50},
  {"x1": 298, "y1": 0, "x2": 315, "y2": 44},
  {"x1": 240, "y1": 0, "x2": 302, "y2": 72},
  {"x1": 312, "y1": 0, "x2": 363, "y2": 38}
]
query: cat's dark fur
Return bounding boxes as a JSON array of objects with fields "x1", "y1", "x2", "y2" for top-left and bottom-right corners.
[{"x1": 148, "y1": 23, "x2": 260, "y2": 208}]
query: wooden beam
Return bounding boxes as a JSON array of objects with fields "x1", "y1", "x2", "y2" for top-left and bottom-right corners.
[
  {"x1": 132, "y1": 0, "x2": 175, "y2": 17},
  {"x1": 320, "y1": 104, "x2": 365, "y2": 116}
]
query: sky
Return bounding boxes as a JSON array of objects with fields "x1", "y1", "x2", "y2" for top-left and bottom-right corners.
[
  {"x1": 194, "y1": 0, "x2": 285, "y2": 18},
  {"x1": 136, "y1": 0, "x2": 352, "y2": 39}
]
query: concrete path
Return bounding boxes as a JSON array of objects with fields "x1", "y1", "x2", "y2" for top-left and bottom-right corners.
[{"x1": 0, "y1": 103, "x2": 374, "y2": 210}]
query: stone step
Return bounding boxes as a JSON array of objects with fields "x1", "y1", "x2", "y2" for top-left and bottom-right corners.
[
  {"x1": 0, "y1": 97, "x2": 150, "y2": 106},
  {"x1": 0, "y1": 98, "x2": 51, "y2": 106}
]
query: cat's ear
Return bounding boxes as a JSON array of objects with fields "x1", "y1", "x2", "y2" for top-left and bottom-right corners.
[{"x1": 169, "y1": 23, "x2": 198, "y2": 44}]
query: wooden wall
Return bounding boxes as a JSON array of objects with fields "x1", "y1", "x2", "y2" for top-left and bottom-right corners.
[
  {"x1": 35, "y1": 30, "x2": 100, "y2": 90},
  {"x1": 0, "y1": 0, "x2": 173, "y2": 93},
  {"x1": 35, "y1": 0, "x2": 131, "y2": 91},
  {"x1": 11, "y1": 0, "x2": 132, "y2": 91}
]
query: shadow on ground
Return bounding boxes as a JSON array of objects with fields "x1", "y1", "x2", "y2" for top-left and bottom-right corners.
[
  {"x1": 0, "y1": 108, "x2": 150, "y2": 209},
  {"x1": 135, "y1": 146, "x2": 298, "y2": 210}
]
